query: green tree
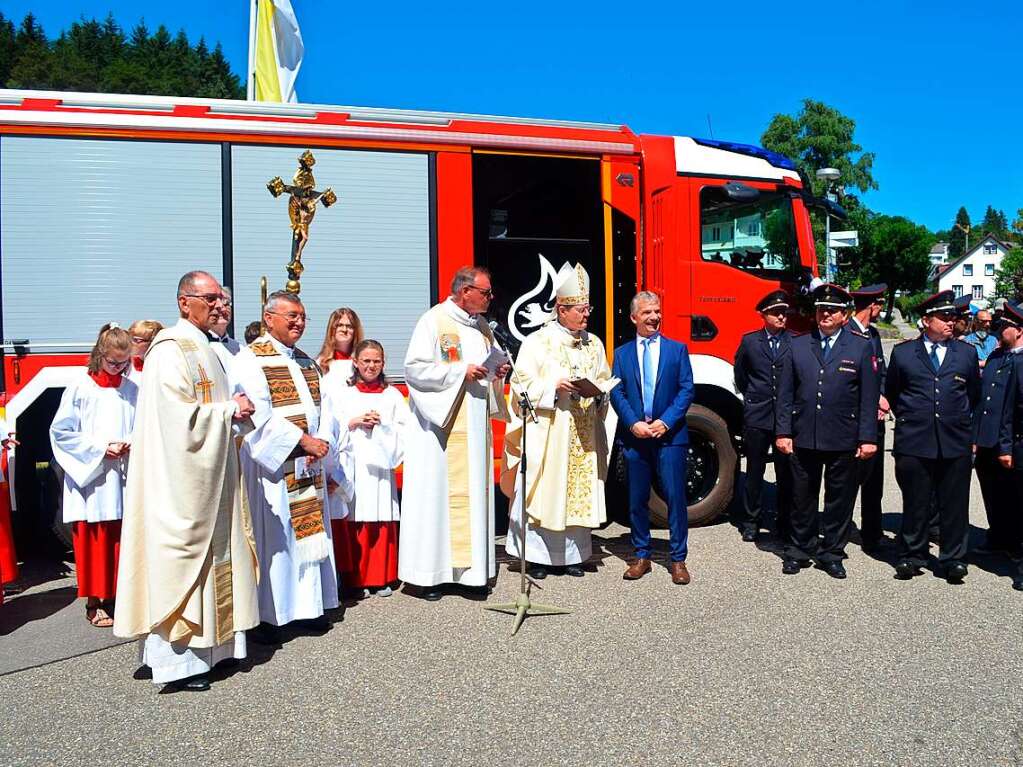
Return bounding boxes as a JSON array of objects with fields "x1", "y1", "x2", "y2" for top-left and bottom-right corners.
[
  {"x1": 855, "y1": 214, "x2": 935, "y2": 320},
  {"x1": 948, "y1": 206, "x2": 971, "y2": 261},
  {"x1": 994, "y1": 247, "x2": 1023, "y2": 301},
  {"x1": 1, "y1": 12, "x2": 243, "y2": 99},
  {"x1": 979, "y1": 205, "x2": 1008, "y2": 240},
  {"x1": 761, "y1": 99, "x2": 877, "y2": 197}
]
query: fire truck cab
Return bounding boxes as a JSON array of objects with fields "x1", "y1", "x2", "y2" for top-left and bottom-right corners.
[{"x1": 0, "y1": 89, "x2": 818, "y2": 551}]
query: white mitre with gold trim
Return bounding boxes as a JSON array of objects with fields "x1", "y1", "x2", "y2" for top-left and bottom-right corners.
[{"x1": 555, "y1": 262, "x2": 590, "y2": 306}]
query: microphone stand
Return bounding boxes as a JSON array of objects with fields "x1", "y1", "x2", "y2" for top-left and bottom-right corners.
[{"x1": 485, "y1": 330, "x2": 570, "y2": 636}]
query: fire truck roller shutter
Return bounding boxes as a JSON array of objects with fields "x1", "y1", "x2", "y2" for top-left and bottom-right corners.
[
  {"x1": 231, "y1": 146, "x2": 431, "y2": 380},
  {"x1": 1, "y1": 136, "x2": 225, "y2": 554}
]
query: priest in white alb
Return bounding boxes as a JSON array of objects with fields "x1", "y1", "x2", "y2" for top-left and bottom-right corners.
[
  {"x1": 233, "y1": 290, "x2": 343, "y2": 643},
  {"x1": 399, "y1": 266, "x2": 510, "y2": 601},
  {"x1": 114, "y1": 271, "x2": 259, "y2": 692},
  {"x1": 501, "y1": 263, "x2": 617, "y2": 578}
]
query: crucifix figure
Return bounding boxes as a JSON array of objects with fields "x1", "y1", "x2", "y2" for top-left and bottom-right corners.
[{"x1": 267, "y1": 149, "x2": 338, "y2": 294}]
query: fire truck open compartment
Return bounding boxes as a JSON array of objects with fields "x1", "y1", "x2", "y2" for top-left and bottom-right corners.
[{"x1": 470, "y1": 152, "x2": 606, "y2": 354}]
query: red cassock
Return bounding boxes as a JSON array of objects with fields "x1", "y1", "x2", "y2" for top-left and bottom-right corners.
[
  {"x1": 0, "y1": 451, "x2": 18, "y2": 606},
  {"x1": 340, "y1": 521, "x2": 399, "y2": 589},
  {"x1": 72, "y1": 520, "x2": 121, "y2": 600}
]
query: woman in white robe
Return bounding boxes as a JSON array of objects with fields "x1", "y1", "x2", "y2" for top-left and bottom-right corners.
[
  {"x1": 323, "y1": 340, "x2": 409, "y2": 597},
  {"x1": 316, "y1": 307, "x2": 363, "y2": 379},
  {"x1": 49, "y1": 324, "x2": 137, "y2": 627}
]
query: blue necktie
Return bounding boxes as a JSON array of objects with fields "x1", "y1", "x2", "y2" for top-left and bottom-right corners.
[
  {"x1": 769, "y1": 336, "x2": 778, "y2": 359},
  {"x1": 929, "y1": 343, "x2": 941, "y2": 372},
  {"x1": 822, "y1": 336, "x2": 832, "y2": 360},
  {"x1": 642, "y1": 338, "x2": 655, "y2": 420}
]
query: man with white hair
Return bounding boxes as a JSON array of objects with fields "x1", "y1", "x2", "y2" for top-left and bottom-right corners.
[
  {"x1": 208, "y1": 286, "x2": 242, "y2": 377},
  {"x1": 232, "y1": 290, "x2": 345, "y2": 642},
  {"x1": 502, "y1": 263, "x2": 617, "y2": 579}
]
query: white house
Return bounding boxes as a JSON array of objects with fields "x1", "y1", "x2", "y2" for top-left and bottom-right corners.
[
  {"x1": 929, "y1": 241, "x2": 950, "y2": 266},
  {"x1": 935, "y1": 234, "x2": 1012, "y2": 301}
]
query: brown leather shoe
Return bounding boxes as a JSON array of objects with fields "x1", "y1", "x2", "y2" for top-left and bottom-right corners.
[
  {"x1": 670, "y1": 561, "x2": 691, "y2": 585},
  {"x1": 623, "y1": 558, "x2": 652, "y2": 580}
]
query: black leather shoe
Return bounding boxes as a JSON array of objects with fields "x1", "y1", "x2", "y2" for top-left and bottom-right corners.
[
  {"x1": 945, "y1": 562, "x2": 968, "y2": 583},
  {"x1": 894, "y1": 561, "x2": 919, "y2": 580},
  {"x1": 741, "y1": 528, "x2": 758, "y2": 543},
  {"x1": 782, "y1": 558, "x2": 802, "y2": 575},
  {"x1": 822, "y1": 561, "x2": 847, "y2": 579},
  {"x1": 527, "y1": 564, "x2": 548, "y2": 580},
  {"x1": 1012, "y1": 579, "x2": 1023, "y2": 592},
  {"x1": 250, "y1": 622, "x2": 281, "y2": 645},
  {"x1": 564, "y1": 565, "x2": 585, "y2": 577},
  {"x1": 420, "y1": 586, "x2": 443, "y2": 601},
  {"x1": 297, "y1": 616, "x2": 331, "y2": 633},
  {"x1": 168, "y1": 675, "x2": 210, "y2": 692}
]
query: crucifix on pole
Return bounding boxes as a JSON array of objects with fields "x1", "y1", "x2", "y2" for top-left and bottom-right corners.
[{"x1": 266, "y1": 149, "x2": 338, "y2": 294}]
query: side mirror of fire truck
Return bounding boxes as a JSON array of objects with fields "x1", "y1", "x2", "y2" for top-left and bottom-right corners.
[{"x1": 721, "y1": 181, "x2": 760, "y2": 202}]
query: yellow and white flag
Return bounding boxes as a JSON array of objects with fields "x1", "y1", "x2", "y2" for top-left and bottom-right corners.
[{"x1": 248, "y1": 0, "x2": 304, "y2": 103}]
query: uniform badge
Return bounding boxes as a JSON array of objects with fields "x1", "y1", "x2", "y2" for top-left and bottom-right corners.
[
  {"x1": 439, "y1": 333, "x2": 462, "y2": 363},
  {"x1": 871, "y1": 356, "x2": 878, "y2": 373}
]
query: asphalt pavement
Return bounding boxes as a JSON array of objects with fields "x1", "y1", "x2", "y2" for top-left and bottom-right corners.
[{"x1": 3, "y1": 333, "x2": 1022, "y2": 766}]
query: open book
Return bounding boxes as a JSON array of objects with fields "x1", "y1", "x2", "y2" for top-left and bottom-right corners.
[{"x1": 570, "y1": 376, "x2": 621, "y2": 398}]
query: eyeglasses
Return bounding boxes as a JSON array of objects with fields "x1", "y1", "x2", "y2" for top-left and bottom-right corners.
[
  {"x1": 929, "y1": 312, "x2": 955, "y2": 322},
  {"x1": 817, "y1": 306, "x2": 845, "y2": 315},
  {"x1": 103, "y1": 357, "x2": 131, "y2": 370},
  {"x1": 182, "y1": 293, "x2": 227, "y2": 306},
  {"x1": 465, "y1": 285, "x2": 494, "y2": 298},
  {"x1": 566, "y1": 304, "x2": 592, "y2": 314},
  {"x1": 336, "y1": 323, "x2": 355, "y2": 331},
  {"x1": 131, "y1": 336, "x2": 152, "y2": 345},
  {"x1": 267, "y1": 311, "x2": 308, "y2": 323}
]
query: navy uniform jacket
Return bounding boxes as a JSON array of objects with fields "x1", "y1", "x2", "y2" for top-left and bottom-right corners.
[
  {"x1": 1011, "y1": 353, "x2": 1023, "y2": 466},
  {"x1": 885, "y1": 338, "x2": 981, "y2": 459},
  {"x1": 849, "y1": 319, "x2": 887, "y2": 438},
  {"x1": 971, "y1": 347, "x2": 1016, "y2": 453},
  {"x1": 776, "y1": 329, "x2": 879, "y2": 451},
  {"x1": 734, "y1": 329, "x2": 791, "y2": 431}
]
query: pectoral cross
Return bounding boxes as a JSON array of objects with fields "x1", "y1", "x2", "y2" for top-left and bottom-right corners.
[
  {"x1": 195, "y1": 364, "x2": 215, "y2": 404},
  {"x1": 267, "y1": 149, "x2": 338, "y2": 294}
]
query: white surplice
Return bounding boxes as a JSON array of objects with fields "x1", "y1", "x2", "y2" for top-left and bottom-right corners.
[
  {"x1": 327, "y1": 384, "x2": 409, "y2": 523},
  {"x1": 49, "y1": 373, "x2": 137, "y2": 523},
  {"x1": 399, "y1": 298, "x2": 510, "y2": 588},
  {"x1": 319, "y1": 366, "x2": 355, "y2": 521},
  {"x1": 209, "y1": 334, "x2": 242, "y2": 381},
  {"x1": 233, "y1": 335, "x2": 338, "y2": 626}
]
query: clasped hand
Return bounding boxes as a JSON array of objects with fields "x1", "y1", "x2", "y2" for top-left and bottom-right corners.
[
  {"x1": 299, "y1": 433, "x2": 329, "y2": 459},
  {"x1": 349, "y1": 411, "x2": 381, "y2": 430},
  {"x1": 631, "y1": 419, "x2": 667, "y2": 439},
  {"x1": 232, "y1": 393, "x2": 255, "y2": 421}
]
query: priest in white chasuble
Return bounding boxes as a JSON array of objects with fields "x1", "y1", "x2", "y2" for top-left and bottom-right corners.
[
  {"x1": 114, "y1": 271, "x2": 259, "y2": 692},
  {"x1": 399, "y1": 266, "x2": 510, "y2": 601},
  {"x1": 233, "y1": 290, "x2": 341, "y2": 642},
  {"x1": 502, "y1": 263, "x2": 618, "y2": 578}
]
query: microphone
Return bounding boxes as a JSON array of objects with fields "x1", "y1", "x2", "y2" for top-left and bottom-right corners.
[{"x1": 488, "y1": 320, "x2": 537, "y2": 423}]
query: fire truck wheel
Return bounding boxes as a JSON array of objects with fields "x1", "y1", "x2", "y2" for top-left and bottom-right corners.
[
  {"x1": 48, "y1": 463, "x2": 73, "y2": 549},
  {"x1": 648, "y1": 404, "x2": 736, "y2": 528}
]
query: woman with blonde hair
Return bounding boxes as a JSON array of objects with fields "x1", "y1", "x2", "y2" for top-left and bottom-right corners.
[
  {"x1": 317, "y1": 307, "x2": 363, "y2": 378},
  {"x1": 50, "y1": 323, "x2": 138, "y2": 627},
  {"x1": 126, "y1": 319, "x2": 164, "y2": 383}
]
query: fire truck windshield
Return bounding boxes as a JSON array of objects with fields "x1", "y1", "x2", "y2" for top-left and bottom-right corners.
[{"x1": 699, "y1": 187, "x2": 796, "y2": 275}]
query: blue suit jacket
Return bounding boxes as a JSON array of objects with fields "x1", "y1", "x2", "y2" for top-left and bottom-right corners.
[{"x1": 611, "y1": 335, "x2": 695, "y2": 448}]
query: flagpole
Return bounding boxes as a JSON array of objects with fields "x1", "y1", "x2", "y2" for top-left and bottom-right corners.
[{"x1": 246, "y1": 0, "x2": 258, "y2": 100}]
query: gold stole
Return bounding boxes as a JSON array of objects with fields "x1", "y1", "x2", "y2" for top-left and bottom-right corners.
[
  {"x1": 432, "y1": 307, "x2": 496, "y2": 569},
  {"x1": 171, "y1": 336, "x2": 236, "y2": 644},
  {"x1": 248, "y1": 337, "x2": 329, "y2": 565}
]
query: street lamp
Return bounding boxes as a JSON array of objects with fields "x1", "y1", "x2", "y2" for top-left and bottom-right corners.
[{"x1": 815, "y1": 167, "x2": 842, "y2": 281}]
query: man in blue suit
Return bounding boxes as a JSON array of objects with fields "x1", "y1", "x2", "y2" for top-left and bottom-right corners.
[{"x1": 610, "y1": 291, "x2": 695, "y2": 584}]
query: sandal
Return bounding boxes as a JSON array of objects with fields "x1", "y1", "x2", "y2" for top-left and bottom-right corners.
[{"x1": 86, "y1": 604, "x2": 114, "y2": 628}]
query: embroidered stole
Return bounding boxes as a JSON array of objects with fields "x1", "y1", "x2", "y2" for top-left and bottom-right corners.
[
  {"x1": 248, "y1": 337, "x2": 329, "y2": 565},
  {"x1": 431, "y1": 306, "x2": 498, "y2": 569},
  {"x1": 171, "y1": 336, "x2": 236, "y2": 644}
]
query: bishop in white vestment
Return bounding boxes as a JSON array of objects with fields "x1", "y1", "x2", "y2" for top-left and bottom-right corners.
[
  {"x1": 399, "y1": 267, "x2": 510, "y2": 597},
  {"x1": 502, "y1": 263, "x2": 617, "y2": 574},
  {"x1": 233, "y1": 292, "x2": 340, "y2": 632}
]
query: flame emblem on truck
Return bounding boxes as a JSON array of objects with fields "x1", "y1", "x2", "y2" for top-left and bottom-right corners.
[{"x1": 507, "y1": 253, "x2": 565, "y2": 342}]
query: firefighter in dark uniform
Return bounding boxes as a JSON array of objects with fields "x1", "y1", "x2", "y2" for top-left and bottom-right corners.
[
  {"x1": 734, "y1": 290, "x2": 793, "y2": 542},
  {"x1": 775, "y1": 283, "x2": 879, "y2": 578},
  {"x1": 971, "y1": 302, "x2": 1020, "y2": 556},
  {"x1": 886, "y1": 290, "x2": 981, "y2": 583},
  {"x1": 1001, "y1": 302, "x2": 1023, "y2": 590},
  {"x1": 848, "y1": 284, "x2": 889, "y2": 550}
]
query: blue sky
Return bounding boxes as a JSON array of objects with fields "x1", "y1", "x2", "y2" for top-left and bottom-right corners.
[{"x1": 8, "y1": 0, "x2": 1022, "y2": 232}]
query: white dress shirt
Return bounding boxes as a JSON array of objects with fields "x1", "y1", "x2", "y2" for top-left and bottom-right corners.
[{"x1": 923, "y1": 338, "x2": 947, "y2": 366}]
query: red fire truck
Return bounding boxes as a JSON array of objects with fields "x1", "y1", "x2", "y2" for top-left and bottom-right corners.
[{"x1": 0, "y1": 88, "x2": 821, "y2": 551}]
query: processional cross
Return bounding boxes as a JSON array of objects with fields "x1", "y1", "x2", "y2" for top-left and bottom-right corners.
[{"x1": 266, "y1": 150, "x2": 338, "y2": 294}]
